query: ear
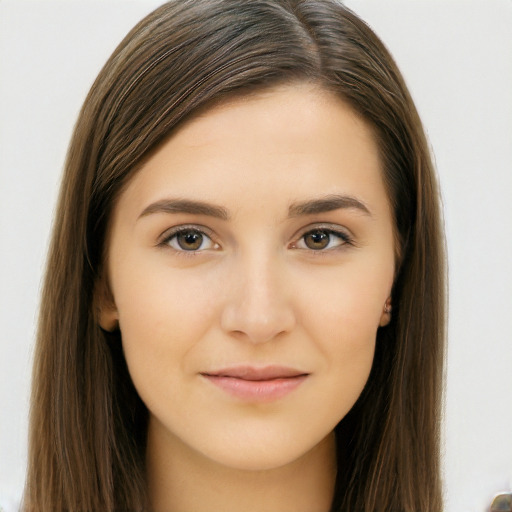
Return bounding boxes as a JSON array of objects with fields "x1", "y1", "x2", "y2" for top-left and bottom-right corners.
[
  {"x1": 94, "y1": 277, "x2": 119, "y2": 332},
  {"x1": 379, "y1": 298, "x2": 392, "y2": 327}
]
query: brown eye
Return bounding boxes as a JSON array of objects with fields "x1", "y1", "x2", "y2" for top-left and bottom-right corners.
[
  {"x1": 176, "y1": 231, "x2": 204, "y2": 250},
  {"x1": 296, "y1": 228, "x2": 350, "y2": 251},
  {"x1": 303, "y1": 230, "x2": 331, "y2": 250},
  {"x1": 165, "y1": 228, "x2": 217, "y2": 252}
]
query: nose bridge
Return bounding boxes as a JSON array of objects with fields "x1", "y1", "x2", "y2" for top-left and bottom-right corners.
[{"x1": 221, "y1": 246, "x2": 295, "y2": 343}]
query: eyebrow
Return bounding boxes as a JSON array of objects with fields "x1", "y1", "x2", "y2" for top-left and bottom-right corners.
[
  {"x1": 139, "y1": 199, "x2": 230, "y2": 220},
  {"x1": 138, "y1": 194, "x2": 371, "y2": 221},
  {"x1": 288, "y1": 194, "x2": 372, "y2": 217}
]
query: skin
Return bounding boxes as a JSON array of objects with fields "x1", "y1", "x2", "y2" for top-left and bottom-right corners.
[{"x1": 99, "y1": 83, "x2": 395, "y2": 512}]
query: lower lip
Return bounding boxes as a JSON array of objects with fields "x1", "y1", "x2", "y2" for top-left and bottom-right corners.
[{"x1": 202, "y1": 374, "x2": 308, "y2": 402}]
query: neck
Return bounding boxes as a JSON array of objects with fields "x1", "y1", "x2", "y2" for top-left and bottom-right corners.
[{"x1": 146, "y1": 424, "x2": 337, "y2": 512}]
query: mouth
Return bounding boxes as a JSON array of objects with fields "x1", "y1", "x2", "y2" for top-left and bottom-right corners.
[{"x1": 200, "y1": 366, "x2": 309, "y2": 402}]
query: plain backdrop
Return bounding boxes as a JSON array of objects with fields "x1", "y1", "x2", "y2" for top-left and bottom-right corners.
[{"x1": 1, "y1": 1, "x2": 511, "y2": 511}]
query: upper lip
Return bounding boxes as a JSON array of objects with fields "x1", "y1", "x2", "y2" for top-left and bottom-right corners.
[{"x1": 201, "y1": 365, "x2": 309, "y2": 381}]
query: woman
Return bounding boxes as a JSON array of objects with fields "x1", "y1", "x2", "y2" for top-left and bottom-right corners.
[{"x1": 23, "y1": 0, "x2": 445, "y2": 511}]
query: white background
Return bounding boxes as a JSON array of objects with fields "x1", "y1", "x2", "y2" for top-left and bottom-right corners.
[{"x1": 1, "y1": 1, "x2": 511, "y2": 511}]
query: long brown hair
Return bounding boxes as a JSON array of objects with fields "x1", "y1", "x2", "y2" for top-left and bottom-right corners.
[{"x1": 24, "y1": 1, "x2": 446, "y2": 510}]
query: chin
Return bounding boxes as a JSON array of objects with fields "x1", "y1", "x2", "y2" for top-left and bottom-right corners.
[{"x1": 196, "y1": 426, "x2": 334, "y2": 472}]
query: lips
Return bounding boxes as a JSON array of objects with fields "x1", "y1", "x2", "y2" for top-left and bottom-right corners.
[
  {"x1": 204, "y1": 365, "x2": 307, "y2": 380},
  {"x1": 200, "y1": 366, "x2": 309, "y2": 402}
]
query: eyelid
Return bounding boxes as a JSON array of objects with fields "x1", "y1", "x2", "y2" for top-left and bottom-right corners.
[
  {"x1": 156, "y1": 222, "x2": 354, "y2": 253},
  {"x1": 289, "y1": 223, "x2": 355, "y2": 250},
  {"x1": 158, "y1": 224, "x2": 219, "y2": 250}
]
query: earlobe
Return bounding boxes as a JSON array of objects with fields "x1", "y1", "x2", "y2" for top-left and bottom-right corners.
[
  {"x1": 94, "y1": 278, "x2": 119, "y2": 332},
  {"x1": 99, "y1": 305, "x2": 119, "y2": 332},
  {"x1": 379, "y1": 298, "x2": 392, "y2": 327}
]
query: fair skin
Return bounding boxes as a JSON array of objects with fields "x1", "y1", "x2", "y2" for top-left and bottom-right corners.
[{"x1": 99, "y1": 84, "x2": 395, "y2": 512}]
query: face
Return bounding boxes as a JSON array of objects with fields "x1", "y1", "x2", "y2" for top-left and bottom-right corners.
[{"x1": 99, "y1": 84, "x2": 395, "y2": 471}]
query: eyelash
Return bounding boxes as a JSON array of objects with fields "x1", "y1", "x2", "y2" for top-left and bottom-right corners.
[
  {"x1": 159, "y1": 225, "x2": 219, "y2": 254},
  {"x1": 159, "y1": 224, "x2": 354, "y2": 254},
  {"x1": 291, "y1": 226, "x2": 354, "y2": 252}
]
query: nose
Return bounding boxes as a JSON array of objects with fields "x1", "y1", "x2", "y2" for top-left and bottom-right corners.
[{"x1": 220, "y1": 252, "x2": 296, "y2": 344}]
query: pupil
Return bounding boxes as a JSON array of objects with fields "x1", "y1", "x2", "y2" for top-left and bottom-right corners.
[
  {"x1": 178, "y1": 231, "x2": 203, "y2": 250},
  {"x1": 306, "y1": 230, "x2": 329, "y2": 250}
]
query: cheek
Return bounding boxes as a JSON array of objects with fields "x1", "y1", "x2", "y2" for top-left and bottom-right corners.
[
  {"x1": 298, "y1": 259, "x2": 391, "y2": 342},
  {"x1": 318, "y1": 301, "x2": 378, "y2": 392},
  {"x1": 115, "y1": 255, "x2": 219, "y2": 330},
  {"x1": 112, "y1": 262, "x2": 221, "y2": 390},
  {"x1": 296, "y1": 258, "x2": 390, "y2": 398}
]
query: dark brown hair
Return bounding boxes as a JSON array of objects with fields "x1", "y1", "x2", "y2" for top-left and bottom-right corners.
[{"x1": 24, "y1": 1, "x2": 446, "y2": 510}]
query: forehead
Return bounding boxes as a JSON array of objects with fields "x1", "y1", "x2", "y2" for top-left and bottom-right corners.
[{"x1": 114, "y1": 83, "x2": 388, "y2": 220}]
